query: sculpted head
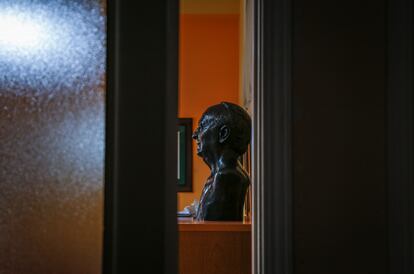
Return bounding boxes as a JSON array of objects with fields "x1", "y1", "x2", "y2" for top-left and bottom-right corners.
[{"x1": 192, "y1": 102, "x2": 251, "y2": 159}]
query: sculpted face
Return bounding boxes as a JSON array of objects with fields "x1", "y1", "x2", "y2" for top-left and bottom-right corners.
[
  {"x1": 192, "y1": 102, "x2": 251, "y2": 166},
  {"x1": 192, "y1": 113, "x2": 218, "y2": 157}
]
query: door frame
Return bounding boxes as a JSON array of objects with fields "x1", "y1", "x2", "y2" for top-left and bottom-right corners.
[
  {"x1": 250, "y1": 0, "x2": 293, "y2": 273},
  {"x1": 104, "y1": 1, "x2": 179, "y2": 273},
  {"x1": 388, "y1": 0, "x2": 414, "y2": 273},
  {"x1": 104, "y1": 0, "x2": 295, "y2": 273}
]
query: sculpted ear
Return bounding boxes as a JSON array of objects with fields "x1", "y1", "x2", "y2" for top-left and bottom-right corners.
[{"x1": 218, "y1": 125, "x2": 230, "y2": 144}]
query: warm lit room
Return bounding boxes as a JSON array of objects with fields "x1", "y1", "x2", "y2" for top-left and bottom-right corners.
[{"x1": 177, "y1": 1, "x2": 251, "y2": 273}]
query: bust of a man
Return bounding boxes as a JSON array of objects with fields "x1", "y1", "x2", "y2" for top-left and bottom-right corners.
[{"x1": 192, "y1": 102, "x2": 251, "y2": 221}]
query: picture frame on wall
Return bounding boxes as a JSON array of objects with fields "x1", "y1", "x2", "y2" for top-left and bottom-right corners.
[{"x1": 177, "y1": 118, "x2": 193, "y2": 192}]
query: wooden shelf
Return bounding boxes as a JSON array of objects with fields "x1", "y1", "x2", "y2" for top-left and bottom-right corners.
[
  {"x1": 178, "y1": 217, "x2": 251, "y2": 274},
  {"x1": 178, "y1": 217, "x2": 251, "y2": 232}
]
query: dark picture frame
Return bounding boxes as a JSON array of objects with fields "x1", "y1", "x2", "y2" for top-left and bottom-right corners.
[{"x1": 177, "y1": 118, "x2": 193, "y2": 192}]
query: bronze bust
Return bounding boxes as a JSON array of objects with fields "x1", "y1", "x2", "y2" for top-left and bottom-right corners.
[{"x1": 192, "y1": 102, "x2": 251, "y2": 221}]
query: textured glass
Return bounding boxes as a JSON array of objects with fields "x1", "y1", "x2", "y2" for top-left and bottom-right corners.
[{"x1": 0, "y1": 0, "x2": 106, "y2": 273}]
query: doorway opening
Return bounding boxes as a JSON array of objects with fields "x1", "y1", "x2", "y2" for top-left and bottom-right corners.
[{"x1": 177, "y1": 1, "x2": 254, "y2": 273}]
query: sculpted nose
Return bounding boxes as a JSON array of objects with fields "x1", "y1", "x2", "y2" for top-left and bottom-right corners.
[{"x1": 192, "y1": 129, "x2": 198, "y2": 139}]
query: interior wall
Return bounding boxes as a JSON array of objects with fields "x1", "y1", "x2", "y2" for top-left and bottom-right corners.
[
  {"x1": 178, "y1": 13, "x2": 240, "y2": 210},
  {"x1": 292, "y1": 0, "x2": 387, "y2": 273}
]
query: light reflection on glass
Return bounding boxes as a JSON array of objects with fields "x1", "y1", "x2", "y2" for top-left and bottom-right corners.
[
  {"x1": 0, "y1": 0, "x2": 106, "y2": 273},
  {"x1": 0, "y1": 0, "x2": 105, "y2": 97}
]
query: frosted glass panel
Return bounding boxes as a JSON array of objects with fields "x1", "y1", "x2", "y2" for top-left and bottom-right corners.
[{"x1": 0, "y1": 0, "x2": 106, "y2": 273}]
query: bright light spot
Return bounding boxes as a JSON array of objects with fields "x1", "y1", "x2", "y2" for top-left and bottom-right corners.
[
  {"x1": 0, "y1": 14, "x2": 46, "y2": 50},
  {"x1": 0, "y1": 1, "x2": 106, "y2": 97}
]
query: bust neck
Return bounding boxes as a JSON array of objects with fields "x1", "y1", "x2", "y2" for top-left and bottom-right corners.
[{"x1": 203, "y1": 149, "x2": 240, "y2": 175}]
